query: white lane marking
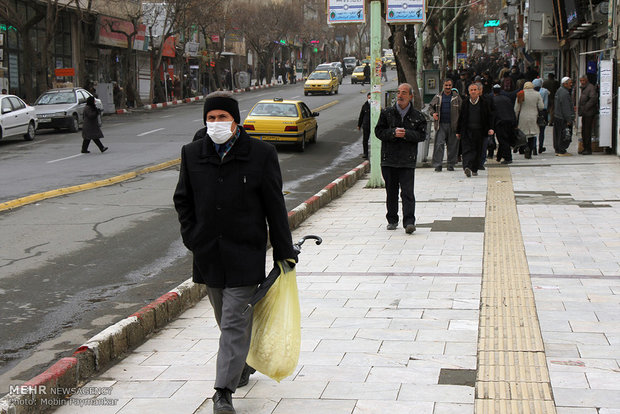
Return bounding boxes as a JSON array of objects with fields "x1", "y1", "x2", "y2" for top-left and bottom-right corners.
[
  {"x1": 240, "y1": 109, "x2": 248, "y2": 113},
  {"x1": 137, "y1": 128, "x2": 165, "y2": 136},
  {"x1": 193, "y1": 119, "x2": 203, "y2": 122},
  {"x1": 47, "y1": 154, "x2": 84, "y2": 164},
  {"x1": 290, "y1": 95, "x2": 300, "y2": 99},
  {"x1": 162, "y1": 115, "x2": 173, "y2": 118}
]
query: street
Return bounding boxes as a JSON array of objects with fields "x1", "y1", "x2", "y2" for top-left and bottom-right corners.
[{"x1": 0, "y1": 76, "x2": 396, "y2": 395}]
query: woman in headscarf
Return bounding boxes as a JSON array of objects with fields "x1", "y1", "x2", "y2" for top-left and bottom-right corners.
[
  {"x1": 81, "y1": 96, "x2": 108, "y2": 154},
  {"x1": 514, "y1": 81, "x2": 543, "y2": 158}
]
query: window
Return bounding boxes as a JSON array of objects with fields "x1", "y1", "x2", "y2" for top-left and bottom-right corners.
[
  {"x1": 1, "y1": 98, "x2": 12, "y2": 113},
  {"x1": 8, "y1": 97, "x2": 25, "y2": 110}
]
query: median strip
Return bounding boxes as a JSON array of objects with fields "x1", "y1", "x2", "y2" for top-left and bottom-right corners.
[
  {"x1": 311, "y1": 100, "x2": 339, "y2": 112},
  {"x1": 0, "y1": 159, "x2": 180, "y2": 212}
]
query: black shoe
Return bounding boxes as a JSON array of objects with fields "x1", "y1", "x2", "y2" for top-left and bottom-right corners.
[
  {"x1": 213, "y1": 389, "x2": 235, "y2": 414},
  {"x1": 362, "y1": 154, "x2": 368, "y2": 159},
  {"x1": 405, "y1": 224, "x2": 416, "y2": 234},
  {"x1": 464, "y1": 167, "x2": 471, "y2": 177},
  {"x1": 581, "y1": 150, "x2": 592, "y2": 155},
  {"x1": 101, "y1": 147, "x2": 108, "y2": 153},
  {"x1": 501, "y1": 160, "x2": 512, "y2": 164},
  {"x1": 532, "y1": 148, "x2": 538, "y2": 155},
  {"x1": 386, "y1": 223, "x2": 398, "y2": 230},
  {"x1": 81, "y1": 150, "x2": 90, "y2": 154},
  {"x1": 479, "y1": 166, "x2": 485, "y2": 170},
  {"x1": 472, "y1": 171, "x2": 478, "y2": 176},
  {"x1": 524, "y1": 149, "x2": 532, "y2": 159},
  {"x1": 539, "y1": 147, "x2": 546, "y2": 153},
  {"x1": 434, "y1": 166, "x2": 442, "y2": 172},
  {"x1": 447, "y1": 166, "x2": 454, "y2": 171},
  {"x1": 237, "y1": 364, "x2": 256, "y2": 388}
]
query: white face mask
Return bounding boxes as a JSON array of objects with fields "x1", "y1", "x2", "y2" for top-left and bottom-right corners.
[{"x1": 206, "y1": 121, "x2": 234, "y2": 144}]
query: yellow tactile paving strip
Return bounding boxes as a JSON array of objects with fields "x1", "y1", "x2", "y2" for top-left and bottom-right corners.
[{"x1": 475, "y1": 168, "x2": 556, "y2": 413}]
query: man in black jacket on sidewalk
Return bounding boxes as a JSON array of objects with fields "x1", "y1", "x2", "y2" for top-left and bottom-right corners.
[
  {"x1": 173, "y1": 92, "x2": 296, "y2": 414},
  {"x1": 375, "y1": 83, "x2": 427, "y2": 234},
  {"x1": 456, "y1": 84, "x2": 495, "y2": 177},
  {"x1": 358, "y1": 92, "x2": 371, "y2": 158},
  {"x1": 491, "y1": 84, "x2": 517, "y2": 164}
]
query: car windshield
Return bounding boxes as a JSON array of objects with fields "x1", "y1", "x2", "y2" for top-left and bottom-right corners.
[
  {"x1": 250, "y1": 103, "x2": 298, "y2": 117},
  {"x1": 353, "y1": 67, "x2": 364, "y2": 73},
  {"x1": 309, "y1": 72, "x2": 331, "y2": 80},
  {"x1": 344, "y1": 58, "x2": 356, "y2": 64},
  {"x1": 35, "y1": 92, "x2": 76, "y2": 105}
]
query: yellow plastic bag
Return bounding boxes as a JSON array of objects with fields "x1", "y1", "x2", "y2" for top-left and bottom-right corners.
[{"x1": 246, "y1": 260, "x2": 301, "y2": 382}]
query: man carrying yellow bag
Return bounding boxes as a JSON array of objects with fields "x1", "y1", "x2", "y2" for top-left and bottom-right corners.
[{"x1": 173, "y1": 91, "x2": 297, "y2": 414}]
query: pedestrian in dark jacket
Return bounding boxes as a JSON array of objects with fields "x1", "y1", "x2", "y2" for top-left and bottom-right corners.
[
  {"x1": 374, "y1": 83, "x2": 427, "y2": 234},
  {"x1": 363, "y1": 63, "x2": 370, "y2": 85},
  {"x1": 578, "y1": 76, "x2": 597, "y2": 155},
  {"x1": 491, "y1": 84, "x2": 517, "y2": 164},
  {"x1": 173, "y1": 91, "x2": 296, "y2": 414},
  {"x1": 456, "y1": 84, "x2": 494, "y2": 177},
  {"x1": 81, "y1": 97, "x2": 107, "y2": 154},
  {"x1": 553, "y1": 77, "x2": 575, "y2": 155},
  {"x1": 358, "y1": 92, "x2": 371, "y2": 158}
]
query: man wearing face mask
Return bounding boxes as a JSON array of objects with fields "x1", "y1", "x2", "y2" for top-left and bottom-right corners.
[{"x1": 173, "y1": 91, "x2": 296, "y2": 414}]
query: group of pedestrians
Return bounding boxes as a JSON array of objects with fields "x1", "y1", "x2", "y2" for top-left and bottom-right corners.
[{"x1": 425, "y1": 69, "x2": 598, "y2": 173}]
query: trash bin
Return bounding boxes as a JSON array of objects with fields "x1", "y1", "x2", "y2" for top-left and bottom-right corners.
[{"x1": 384, "y1": 89, "x2": 431, "y2": 167}]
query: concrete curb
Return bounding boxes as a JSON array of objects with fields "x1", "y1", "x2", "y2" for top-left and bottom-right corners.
[{"x1": 0, "y1": 160, "x2": 370, "y2": 414}]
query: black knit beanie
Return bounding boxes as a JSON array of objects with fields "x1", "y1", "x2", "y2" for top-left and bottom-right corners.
[{"x1": 203, "y1": 92, "x2": 240, "y2": 124}]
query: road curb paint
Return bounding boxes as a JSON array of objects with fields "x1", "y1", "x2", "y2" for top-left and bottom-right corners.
[
  {"x1": 0, "y1": 160, "x2": 370, "y2": 414},
  {"x1": 0, "y1": 159, "x2": 181, "y2": 213}
]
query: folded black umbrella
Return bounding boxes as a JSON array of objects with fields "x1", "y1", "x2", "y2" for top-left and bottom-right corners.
[{"x1": 242, "y1": 235, "x2": 322, "y2": 314}]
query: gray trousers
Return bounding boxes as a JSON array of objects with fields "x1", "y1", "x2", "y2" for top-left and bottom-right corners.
[
  {"x1": 432, "y1": 123, "x2": 458, "y2": 168},
  {"x1": 206, "y1": 285, "x2": 257, "y2": 392}
]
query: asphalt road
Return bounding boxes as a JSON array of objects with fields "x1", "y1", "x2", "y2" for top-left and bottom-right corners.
[{"x1": 0, "y1": 76, "x2": 398, "y2": 395}]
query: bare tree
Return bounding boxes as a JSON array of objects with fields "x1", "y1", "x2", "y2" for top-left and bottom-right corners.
[
  {"x1": 234, "y1": 0, "x2": 302, "y2": 84},
  {"x1": 0, "y1": 0, "x2": 77, "y2": 102},
  {"x1": 143, "y1": 0, "x2": 195, "y2": 103}
]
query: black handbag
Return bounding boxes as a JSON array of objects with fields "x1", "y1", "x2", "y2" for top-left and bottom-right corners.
[
  {"x1": 514, "y1": 128, "x2": 528, "y2": 148},
  {"x1": 537, "y1": 110, "x2": 547, "y2": 127}
]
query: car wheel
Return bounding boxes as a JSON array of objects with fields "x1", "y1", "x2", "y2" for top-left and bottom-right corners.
[
  {"x1": 335, "y1": 87, "x2": 339, "y2": 95},
  {"x1": 311, "y1": 127, "x2": 317, "y2": 143},
  {"x1": 304, "y1": 91, "x2": 308, "y2": 96},
  {"x1": 297, "y1": 132, "x2": 306, "y2": 152},
  {"x1": 23, "y1": 121, "x2": 36, "y2": 141},
  {"x1": 69, "y1": 114, "x2": 79, "y2": 132}
]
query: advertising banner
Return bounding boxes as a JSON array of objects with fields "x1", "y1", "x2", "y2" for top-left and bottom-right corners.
[
  {"x1": 386, "y1": 0, "x2": 425, "y2": 24},
  {"x1": 327, "y1": 0, "x2": 365, "y2": 24}
]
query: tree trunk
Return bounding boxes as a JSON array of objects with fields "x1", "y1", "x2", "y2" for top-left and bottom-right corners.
[{"x1": 390, "y1": 25, "x2": 422, "y2": 110}]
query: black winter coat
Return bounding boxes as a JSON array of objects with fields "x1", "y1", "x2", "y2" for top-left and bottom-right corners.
[
  {"x1": 456, "y1": 97, "x2": 494, "y2": 137},
  {"x1": 173, "y1": 127, "x2": 295, "y2": 288},
  {"x1": 374, "y1": 104, "x2": 427, "y2": 168},
  {"x1": 82, "y1": 105, "x2": 103, "y2": 139},
  {"x1": 358, "y1": 101, "x2": 370, "y2": 131}
]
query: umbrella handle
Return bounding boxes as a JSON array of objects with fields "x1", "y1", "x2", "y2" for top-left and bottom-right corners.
[{"x1": 294, "y1": 235, "x2": 322, "y2": 250}]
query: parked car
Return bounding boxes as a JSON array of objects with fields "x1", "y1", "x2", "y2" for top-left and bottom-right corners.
[
  {"x1": 343, "y1": 57, "x2": 359, "y2": 74},
  {"x1": 315, "y1": 64, "x2": 342, "y2": 84},
  {"x1": 243, "y1": 97, "x2": 318, "y2": 152},
  {"x1": 304, "y1": 70, "x2": 339, "y2": 96},
  {"x1": 0, "y1": 94, "x2": 37, "y2": 142},
  {"x1": 34, "y1": 88, "x2": 103, "y2": 132},
  {"x1": 351, "y1": 66, "x2": 367, "y2": 84}
]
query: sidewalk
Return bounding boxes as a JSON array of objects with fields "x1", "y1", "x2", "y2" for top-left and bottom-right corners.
[{"x1": 53, "y1": 142, "x2": 620, "y2": 414}]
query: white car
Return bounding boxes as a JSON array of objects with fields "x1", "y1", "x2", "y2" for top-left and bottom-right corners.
[
  {"x1": 34, "y1": 88, "x2": 103, "y2": 132},
  {"x1": 0, "y1": 94, "x2": 37, "y2": 142}
]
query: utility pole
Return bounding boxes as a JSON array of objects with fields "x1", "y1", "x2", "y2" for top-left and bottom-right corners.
[{"x1": 366, "y1": 0, "x2": 384, "y2": 188}]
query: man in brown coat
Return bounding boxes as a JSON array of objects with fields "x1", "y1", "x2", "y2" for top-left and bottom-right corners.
[{"x1": 578, "y1": 76, "x2": 598, "y2": 155}]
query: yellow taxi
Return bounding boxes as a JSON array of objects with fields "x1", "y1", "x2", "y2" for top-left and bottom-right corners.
[
  {"x1": 351, "y1": 65, "x2": 367, "y2": 84},
  {"x1": 304, "y1": 70, "x2": 339, "y2": 96},
  {"x1": 383, "y1": 56, "x2": 396, "y2": 68},
  {"x1": 243, "y1": 98, "x2": 319, "y2": 152}
]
